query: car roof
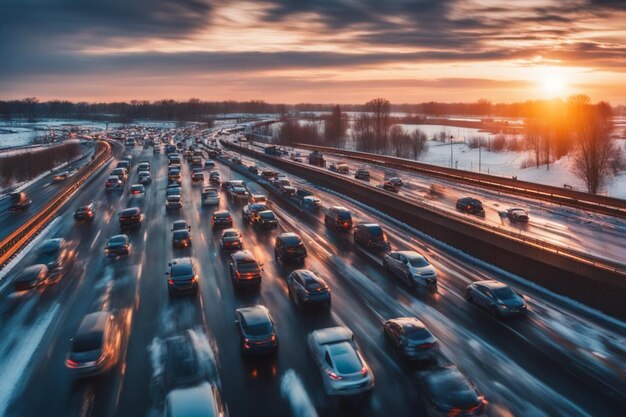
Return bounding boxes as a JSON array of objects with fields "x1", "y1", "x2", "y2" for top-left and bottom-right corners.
[
  {"x1": 258, "y1": 210, "x2": 275, "y2": 217},
  {"x1": 38, "y1": 238, "x2": 63, "y2": 252},
  {"x1": 232, "y1": 250, "x2": 256, "y2": 262},
  {"x1": 236, "y1": 305, "x2": 271, "y2": 326},
  {"x1": 387, "y1": 317, "x2": 427, "y2": 330},
  {"x1": 312, "y1": 326, "x2": 353, "y2": 345},
  {"x1": 20, "y1": 264, "x2": 47, "y2": 278},
  {"x1": 477, "y1": 280, "x2": 508, "y2": 290},
  {"x1": 110, "y1": 234, "x2": 128, "y2": 241},
  {"x1": 291, "y1": 269, "x2": 322, "y2": 285},
  {"x1": 131, "y1": 184, "x2": 144, "y2": 189},
  {"x1": 361, "y1": 223, "x2": 382, "y2": 229},
  {"x1": 278, "y1": 233, "x2": 301, "y2": 244},
  {"x1": 165, "y1": 383, "x2": 219, "y2": 417},
  {"x1": 120, "y1": 207, "x2": 140, "y2": 214},
  {"x1": 77, "y1": 311, "x2": 109, "y2": 336},
  {"x1": 213, "y1": 210, "x2": 230, "y2": 216}
]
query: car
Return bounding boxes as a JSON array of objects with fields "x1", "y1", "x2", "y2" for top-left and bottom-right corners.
[
  {"x1": 325, "y1": 206, "x2": 352, "y2": 230},
  {"x1": 276, "y1": 178, "x2": 291, "y2": 191},
  {"x1": 204, "y1": 160, "x2": 216, "y2": 169},
  {"x1": 138, "y1": 171, "x2": 152, "y2": 184},
  {"x1": 191, "y1": 170, "x2": 205, "y2": 183},
  {"x1": 172, "y1": 229, "x2": 192, "y2": 248},
  {"x1": 281, "y1": 185, "x2": 297, "y2": 197},
  {"x1": 456, "y1": 197, "x2": 485, "y2": 216},
  {"x1": 415, "y1": 365, "x2": 486, "y2": 417},
  {"x1": 13, "y1": 264, "x2": 50, "y2": 291},
  {"x1": 34, "y1": 238, "x2": 72, "y2": 279},
  {"x1": 383, "y1": 180, "x2": 400, "y2": 192},
  {"x1": 153, "y1": 146, "x2": 161, "y2": 154},
  {"x1": 220, "y1": 228, "x2": 243, "y2": 251},
  {"x1": 286, "y1": 269, "x2": 331, "y2": 308},
  {"x1": 168, "y1": 169, "x2": 182, "y2": 183},
  {"x1": 229, "y1": 250, "x2": 263, "y2": 288},
  {"x1": 231, "y1": 156, "x2": 242, "y2": 164},
  {"x1": 383, "y1": 317, "x2": 438, "y2": 360},
  {"x1": 227, "y1": 180, "x2": 246, "y2": 192},
  {"x1": 201, "y1": 187, "x2": 220, "y2": 205},
  {"x1": 383, "y1": 251, "x2": 438, "y2": 292},
  {"x1": 308, "y1": 327, "x2": 374, "y2": 397},
  {"x1": 506, "y1": 208, "x2": 530, "y2": 222},
  {"x1": 235, "y1": 305, "x2": 278, "y2": 355},
  {"x1": 118, "y1": 207, "x2": 142, "y2": 228},
  {"x1": 253, "y1": 210, "x2": 278, "y2": 230},
  {"x1": 300, "y1": 195, "x2": 321, "y2": 210},
  {"x1": 105, "y1": 175, "x2": 123, "y2": 191},
  {"x1": 130, "y1": 184, "x2": 146, "y2": 197},
  {"x1": 220, "y1": 180, "x2": 233, "y2": 191},
  {"x1": 211, "y1": 210, "x2": 233, "y2": 230},
  {"x1": 166, "y1": 195, "x2": 183, "y2": 210},
  {"x1": 8, "y1": 191, "x2": 33, "y2": 212},
  {"x1": 248, "y1": 194, "x2": 267, "y2": 204},
  {"x1": 111, "y1": 168, "x2": 128, "y2": 182},
  {"x1": 137, "y1": 162, "x2": 150, "y2": 172},
  {"x1": 261, "y1": 170, "x2": 278, "y2": 180},
  {"x1": 242, "y1": 203, "x2": 268, "y2": 223},
  {"x1": 388, "y1": 177, "x2": 403, "y2": 187},
  {"x1": 336, "y1": 164, "x2": 349, "y2": 174},
  {"x1": 164, "y1": 383, "x2": 227, "y2": 417},
  {"x1": 162, "y1": 331, "x2": 204, "y2": 389},
  {"x1": 74, "y1": 202, "x2": 95, "y2": 221},
  {"x1": 166, "y1": 257, "x2": 199, "y2": 295},
  {"x1": 52, "y1": 171, "x2": 70, "y2": 182},
  {"x1": 248, "y1": 165, "x2": 258, "y2": 175},
  {"x1": 171, "y1": 220, "x2": 191, "y2": 233},
  {"x1": 354, "y1": 223, "x2": 390, "y2": 251},
  {"x1": 117, "y1": 160, "x2": 131, "y2": 170},
  {"x1": 168, "y1": 155, "x2": 181, "y2": 165},
  {"x1": 229, "y1": 186, "x2": 249, "y2": 202},
  {"x1": 465, "y1": 280, "x2": 527, "y2": 318},
  {"x1": 354, "y1": 169, "x2": 370, "y2": 181},
  {"x1": 209, "y1": 170, "x2": 220, "y2": 179},
  {"x1": 275, "y1": 233, "x2": 307, "y2": 265},
  {"x1": 66, "y1": 311, "x2": 120, "y2": 377},
  {"x1": 105, "y1": 234, "x2": 130, "y2": 258}
]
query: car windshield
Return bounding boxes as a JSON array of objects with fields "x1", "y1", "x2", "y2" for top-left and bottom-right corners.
[
  {"x1": 72, "y1": 333, "x2": 103, "y2": 353},
  {"x1": 282, "y1": 236, "x2": 302, "y2": 246},
  {"x1": 246, "y1": 322, "x2": 272, "y2": 336},
  {"x1": 407, "y1": 255, "x2": 429, "y2": 268},
  {"x1": 110, "y1": 236, "x2": 126, "y2": 244},
  {"x1": 368, "y1": 226, "x2": 383, "y2": 237},
  {"x1": 121, "y1": 209, "x2": 138, "y2": 216},
  {"x1": 494, "y1": 287, "x2": 516, "y2": 300},
  {"x1": 260, "y1": 212, "x2": 276, "y2": 220},
  {"x1": 215, "y1": 212, "x2": 230, "y2": 218},
  {"x1": 329, "y1": 342, "x2": 361, "y2": 374},
  {"x1": 223, "y1": 231, "x2": 239, "y2": 238},
  {"x1": 171, "y1": 263, "x2": 193, "y2": 277},
  {"x1": 237, "y1": 260, "x2": 259, "y2": 272},
  {"x1": 39, "y1": 241, "x2": 60, "y2": 254},
  {"x1": 173, "y1": 231, "x2": 189, "y2": 239},
  {"x1": 338, "y1": 211, "x2": 351, "y2": 220},
  {"x1": 405, "y1": 327, "x2": 432, "y2": 340}
]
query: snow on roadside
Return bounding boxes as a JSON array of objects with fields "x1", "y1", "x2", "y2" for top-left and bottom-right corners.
[{"x1": 280, "y1": 369, "x2": 318, "y2": 417}]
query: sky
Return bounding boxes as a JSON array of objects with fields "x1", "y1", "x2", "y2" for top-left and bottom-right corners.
[{"x1": 0, "y1": 0, "x2": 625, "y2": 104}]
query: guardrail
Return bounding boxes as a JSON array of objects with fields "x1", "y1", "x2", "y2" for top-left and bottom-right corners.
[
  {"x1": 221, "y1": 139, "x2": 626, "y2": 319},
  {"x1": 292, "y1": 144, "x2": 626, "y2": 219},
  {"x1": 0, "y1": 140, "x2": 113, "y2": 269}
]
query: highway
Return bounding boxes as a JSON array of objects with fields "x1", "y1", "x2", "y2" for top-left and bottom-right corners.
[
  {"x1": 0, "y1": 130, "x2": 624, "y2": 417},
  {"x1": 254, "y1": 142, "x2": 626, "y2": 267}
]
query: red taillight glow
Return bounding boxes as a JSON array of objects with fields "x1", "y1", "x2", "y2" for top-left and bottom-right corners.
[
  {"x1": 327, "y1": 371, "x2": 342, "y2": 380},
  {"x1": 418, "y1": 343, "x2": 432, "y2": 349},
  {"x1": 168, "y1": 279, "x2": 174, "y2": 285},
  {"x1": 360, "y1": 367, "x2": 368, "y2": 375}
]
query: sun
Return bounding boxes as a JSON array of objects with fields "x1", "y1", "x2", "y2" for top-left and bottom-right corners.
[{"x1": 539, "y1": 69, "x2": 568, "y2": 98}]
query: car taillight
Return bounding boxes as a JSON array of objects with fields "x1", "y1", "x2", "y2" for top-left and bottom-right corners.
[
  {"x1": 360, "y1": 367, "x2": 368, "y2": 375},
  {"x1": 236, "y1": 272, "x2": 241, "y2": 278},
  {"x1": 271, "y1": 334, "x2": 277, "y2": 342},
  {"x1": 327, "y1": 370, "x2": 342, "y2": 380},
  {"x1": 168, "y1": 279, "x2": 174, "y2": 285},
  {"x1": 418, "y1": 343, "x2": 433, "y2": 349},
  {"x1": 191, "y1": 275, "x2": 199, "y2": 283}
]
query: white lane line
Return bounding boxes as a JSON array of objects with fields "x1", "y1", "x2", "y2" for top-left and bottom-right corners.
[{"x1": 90, "y1": 230, "x2": 101, "y2": 250}]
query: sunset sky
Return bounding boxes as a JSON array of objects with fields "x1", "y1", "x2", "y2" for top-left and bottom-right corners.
[{"x1": 1, "y1": 0, "x2": 625, "y2": 104}]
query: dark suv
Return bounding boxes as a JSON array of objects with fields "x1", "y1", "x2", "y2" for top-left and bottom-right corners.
[
  {"x1": 235, "y1": 305, "x2": 278, "y2": 355},
  {"x1": 456, "y1": 197, "x2": 485, "y2": 216},
  {"x1": 229, "y1": 250, "x2": 263, "y2": 288},
  {"x1": 354, "y1": 169, "x2": 371, "y2": 181},
  {"x1": 242, "y1": 203, "x2": 268, "y2": 223},
  {"x1": 118, "y1": 207, "x2": 142, "y2": 229},
  {"x1": 34, "y1": 238, "x2": 72, "y2": 280},
  {"x1": 354, "y1": 223, "x2": 390, "y2": 251},
  {"x1": 324, "y1": 206, "x2": 352, "y2": 230},
  {"x1": 166, "y1": 257, "x2": 199, "y2": 295},
  {"x1": 275, "y1": 233, "x2": 307, "y2": 265},
  {"x1": 253, "y1": 210, "x2": 278, "y2": 230},
  {"x1": 74, "y1": 203, "x2": 95, "y2": 221},
  {"x1": 66, "y1": 311, "x2": 120, "y2": 377},
  {"x1": 286, "y1": 269, "x2": 331, "y2": 308}
]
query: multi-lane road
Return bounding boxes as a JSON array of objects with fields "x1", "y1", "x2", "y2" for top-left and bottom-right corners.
[{"x1": 0, "y1": 131, "x2": 625, "y2": 417}]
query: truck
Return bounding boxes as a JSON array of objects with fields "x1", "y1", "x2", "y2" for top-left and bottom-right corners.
[{"x1": 308, "y1": 151, "x2": 326, "y2": 168}]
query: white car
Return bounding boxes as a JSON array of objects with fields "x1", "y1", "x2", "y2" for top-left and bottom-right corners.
[
  {"x1": 201, "y1": 187, "x2": 220, "y2": 205},
  {"x1": 383, "y1": 251, "x2": 437, "y2": 292},
  {"x1": 308, "y1": 327, "x2": 374, "y2": 397}
]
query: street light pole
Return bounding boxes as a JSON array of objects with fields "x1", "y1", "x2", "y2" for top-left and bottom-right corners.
[
  {"x1": 479, "y1": 139, "x2": 481, "y2": 172},
  {"x1": 450, "y1": 135, "x2": 454, "y2": 168}
]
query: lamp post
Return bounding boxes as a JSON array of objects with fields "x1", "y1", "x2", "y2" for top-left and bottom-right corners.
[{"x1": 450, "y1": 135, "x2": 454, "y2": 168}]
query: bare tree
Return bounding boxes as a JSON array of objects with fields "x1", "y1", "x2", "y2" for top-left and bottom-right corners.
[
  {"x1": 365, "y1": 98, "x2": 391, "y2": 153},
  {"x1": 571, "y1": 101, "x2": 615, "y2": 194},
  {"x1": 411, "y1": 129, "x2": 428, "y2": 159},
  {"x1": 23, "y1": 97, "x2": 39, "y2": 122},
  {"x1": 323, "y1": 105, "x2": 347, "y2": 148}
]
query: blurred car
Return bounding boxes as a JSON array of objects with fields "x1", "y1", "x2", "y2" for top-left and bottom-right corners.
[
  {"x1": 137, "y1": 162, "x2": 150, "y2": 172},
  {"x1": 388, "y1": 177, "x2": 403, "y2": 187},
  {"x1": 172, "y1": 229, "x2": 192, "y2": 248},
  {"x1": 383, "y1": 317, "x2": 438, "y2": 360},
  {"x1": 111, "y1": 168, "x2": 128, "y2": 182},
  {"x1": 383, "y1": 180, "x2": 400, "y2": 192},
  {"x1": 8, "y1": 192, "x2": 32, "y2": 212},
  {"x1": 229, "y1": 187, "x2": 249, "y2": 202},
  {"x1": 506, "y1": 208, "x2": 529, "y2": 222},
  {"x1": 242, "y1": 203, "x2": 267, "y2": 223},
  {"x1": 261, "y1": 170, "x2": 278, "y2": 180},
  {"x1": 116, "y1": 160, "x2": 130, "y2": 170},
  {"x1": 276, "y1": 178, "x2": 292, "y2": 191},
  {"x1": 465, "y1": 280, "x2": 527, "y2": 318},
  {"x1": 118, "y1": 207, "x2": 142, "y2": 228},
  {"x1": 34, "y1": 238, "x2": 73, "y2": 279},
  {"x1": 281, "y1": 185, "x2": 297, "y2": 197},
  {"x1": 153, "y1": 146, "x2": 161, "y2": 154},
  {"x1": 13, "y1": 264, "x2": 50, "y2": 291},
  {"x1": 415, "y1": 365, "x2": 486, "y2": 417},
  {"x1": 274, "y1": 233, "x2": 307, "y2": 265},
  {"x1": 130, "y1": 184, "x2": 146, "y2": 197},
  {"x1": 138, "y1": 171, "x2": 152, "y2": 184},
  {"x1": 211, "y1": 210, "x2": 233, "y2": 230},
  {"x1": 300, "y1": 195, "x2": 321, "y2": 210},
  {"x1": 290, "y1": 153, "x2": 303, "y2": 162},
  {"x1": 248, "y1": 194, "x2": 267, "y2": 204},
  {"x1": 308, "y1": 326, "x2": 374, "y2": 397},
  {"x1": 229, "y1": 250, "x2": 263, "y2": 288},
  {"x1": 354, "y1": 223, "x2": 390, "y2": 251},
  {"x1": 52, "y1": 171, "x2": 71, "y2": 182},
  {"x1": 325, "y1": 206, "x2": 352, "y2": 230},
  {"x1": 172, "y1": 220, "x2": 191, "y2": 232},
  {"x1": 354, "y1": 169, "x2": 370, "y2": 181},
  {"x1": 105, "y1": 234, "x2": 130, "y2": 258},
  {"x1": 168, "y1": 169, "x2": 182, "y2": 183},
  {"x1": 287, "y1": 269, "x2": 331, "y2": 308},
  {"x1": 66, "y1": 311, "x2": 120, "y2": 377},
  {"x1": 163, "y1": 332, "x2": 203, "y2": 388},
  {"x1": 164, "y1": 383, "x2": 228, "y2": 417},
  {"x1": 253, "y1": 210, "x2": 278, "y2": 230},
  {"x1": 165, "y1": 195, "x2": 183, "y2": 211},
  {"x1": 191, "y1": 170, "x2": 205, "y2": 183},
  {"x1": 74, "y1": 202, "x2": 95, "y2": 221},
  {"x1": 200, "y1": 187, "x2": 219, "y2": 206},
  {"x1": 204, "y1": 160, "x2": 216, "y2": 169},
  {"x1": 383, "y1": 251, "x2": 437, "y2": 292},
  {"x1": 220, "y1": 228, "x2": 243, "y2": 251},
  {"x1": 166, "y1": 186, "x2": 182, "y2": 198},
  {"x1": 248, "y1": 165, "x2": 258, "y2": 175},
  {"x1": 166, "y1": 257, "x2": 199, "y2": 295},
  {"x1": 235, "y1": 305, "x2": 278, "y2": 355},
  {"x1": 105, "y1": 175, "x2": 123, "y2": 191},
  {"x1": 456, "y1": 197, "x2": 485, "y2": 216}
]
